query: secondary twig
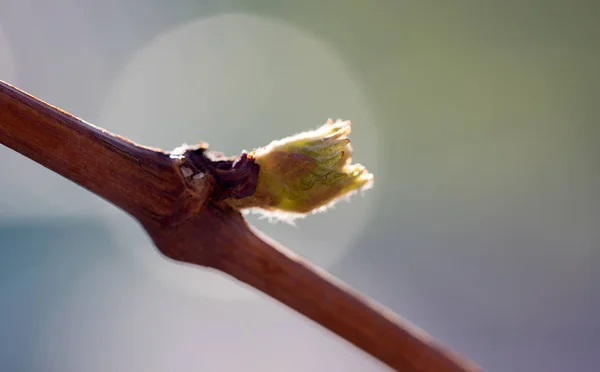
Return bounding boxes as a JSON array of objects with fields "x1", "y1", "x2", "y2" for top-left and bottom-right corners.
[{"x1": 0, "y1": 80, "x2": 481, "y2": 372}]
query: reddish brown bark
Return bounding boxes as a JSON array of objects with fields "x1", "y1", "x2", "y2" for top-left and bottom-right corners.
[{"x1": 0, "y1": 80, "x2": 481, "y2": 372}]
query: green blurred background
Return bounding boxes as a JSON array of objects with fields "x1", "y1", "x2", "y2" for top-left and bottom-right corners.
[{"x1": 1, "y1": 1, "x2": 599, "y2": 371}]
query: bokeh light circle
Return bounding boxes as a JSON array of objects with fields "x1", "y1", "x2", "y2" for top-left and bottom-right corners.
[{"x1": 99, "y1": 13, "x2": 381, "y2": 301}]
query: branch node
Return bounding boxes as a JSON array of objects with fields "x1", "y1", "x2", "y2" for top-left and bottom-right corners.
[{"x1": 171, "y1": 142, "x2": 260, "y2": 203}]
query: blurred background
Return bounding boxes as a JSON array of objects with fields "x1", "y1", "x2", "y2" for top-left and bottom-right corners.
[{"x1": 1, "y1": 1, "x2": 599, "y2": 371}]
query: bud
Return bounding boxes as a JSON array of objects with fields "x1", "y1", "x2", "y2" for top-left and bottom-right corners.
[{"x1": 227, "y1": 119, "x2": 374, "y2": 220}]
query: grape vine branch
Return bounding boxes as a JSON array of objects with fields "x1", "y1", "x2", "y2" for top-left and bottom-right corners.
[{"x1": 0, "y1": 81, "x2": 481, "y2": 372}]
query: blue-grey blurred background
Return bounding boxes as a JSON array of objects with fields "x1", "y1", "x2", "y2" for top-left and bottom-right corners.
[{"x1": 1, "y1": 1, "x2": 599, "y2": 371}]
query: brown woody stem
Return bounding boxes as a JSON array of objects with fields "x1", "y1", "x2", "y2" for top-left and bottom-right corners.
[{"x1": 0, "y1": 80, "x2": 481, "y2": 372}]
